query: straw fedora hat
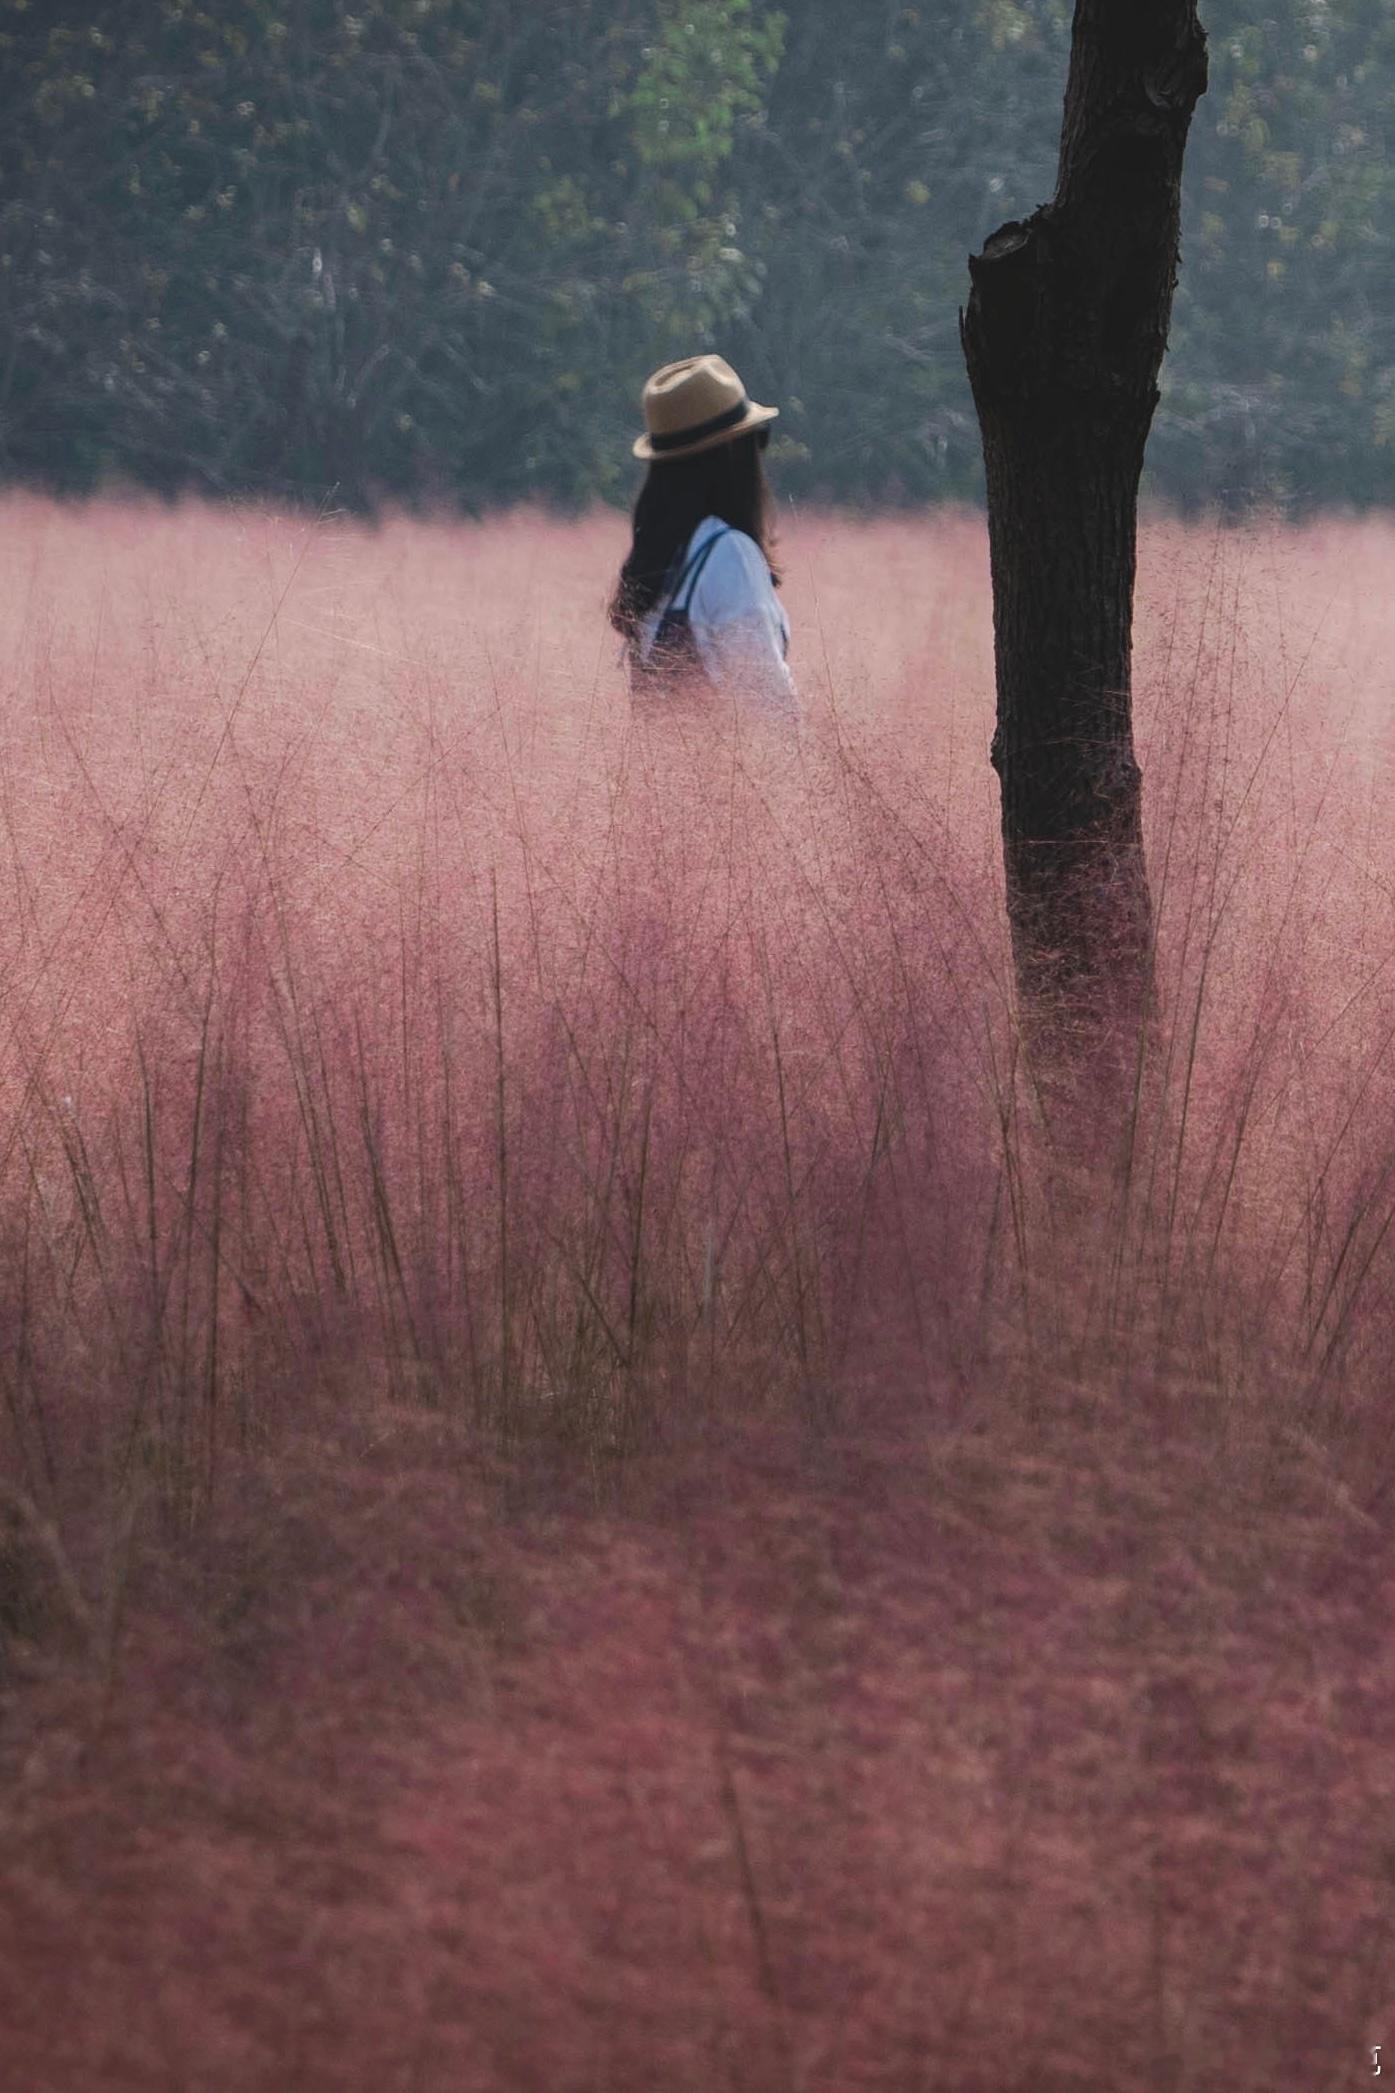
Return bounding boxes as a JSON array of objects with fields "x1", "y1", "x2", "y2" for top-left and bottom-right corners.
[{"x1": 633, "y1": 354, "x2": 779, "y2": 464}]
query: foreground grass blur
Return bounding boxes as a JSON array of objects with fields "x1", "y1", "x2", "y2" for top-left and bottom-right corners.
[{"x1": 0, "y1": 497, "x2": 1393, "y2": 2088}]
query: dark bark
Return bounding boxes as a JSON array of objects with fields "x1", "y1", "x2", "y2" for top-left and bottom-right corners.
[{"x1": 962, "y1": 2, "x2": 1208, "y2": 1058}]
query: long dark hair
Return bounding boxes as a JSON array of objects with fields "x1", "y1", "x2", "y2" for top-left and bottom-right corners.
[{"x1": 608, "y1": 430, "x2": 779, "y2": 640}]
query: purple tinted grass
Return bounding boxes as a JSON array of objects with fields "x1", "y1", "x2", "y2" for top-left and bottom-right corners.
[{"x1": 1, "y1": 500, "x2": 1394, "y2": 2087}]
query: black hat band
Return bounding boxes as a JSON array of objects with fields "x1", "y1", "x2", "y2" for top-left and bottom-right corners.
[{"x1": 648, "y1": 397, "x2": 751, "y2": 454}]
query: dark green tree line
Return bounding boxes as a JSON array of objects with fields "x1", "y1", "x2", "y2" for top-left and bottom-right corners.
[{"x1": 0, "y1": 0, "x2": 1390, "y2": 511}]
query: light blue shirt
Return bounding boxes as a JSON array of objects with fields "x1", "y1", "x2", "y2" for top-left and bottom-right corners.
[{"x1": 638, "y1": 515, "x2": 795, "y2": 710}]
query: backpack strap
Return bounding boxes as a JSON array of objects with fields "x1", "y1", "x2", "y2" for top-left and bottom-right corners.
[{"x1": 667, "y1": 525, "x2": 732, "y2": 617}]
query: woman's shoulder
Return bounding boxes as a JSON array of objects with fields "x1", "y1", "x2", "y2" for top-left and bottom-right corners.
[{"x1": 693, "y1": 519, "x2": 773, "y2": 596}]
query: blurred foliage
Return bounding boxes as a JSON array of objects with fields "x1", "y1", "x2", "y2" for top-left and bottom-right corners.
[{"x1": 0, "y1": 0, "x2": 1389, "y2": 511}]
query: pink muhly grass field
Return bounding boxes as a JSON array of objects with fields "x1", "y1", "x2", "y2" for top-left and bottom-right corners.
[{"x1": 1, "y1": 495, "x2": 1394, "y2": 2089}]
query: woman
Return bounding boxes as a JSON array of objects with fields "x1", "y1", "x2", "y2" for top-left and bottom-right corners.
[{"x1": 609, "y1": 355, "x2": 795, "y2": 712}]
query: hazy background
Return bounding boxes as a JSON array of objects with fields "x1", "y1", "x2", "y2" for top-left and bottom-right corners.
[{"x1": 1, "y1": 0, "x2": 1391, "y2": 514}]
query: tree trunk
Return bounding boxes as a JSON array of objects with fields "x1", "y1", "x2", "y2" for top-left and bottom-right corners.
[{"x1": 961, "y1": 2, "x2": 1208, "y2": 1066}]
